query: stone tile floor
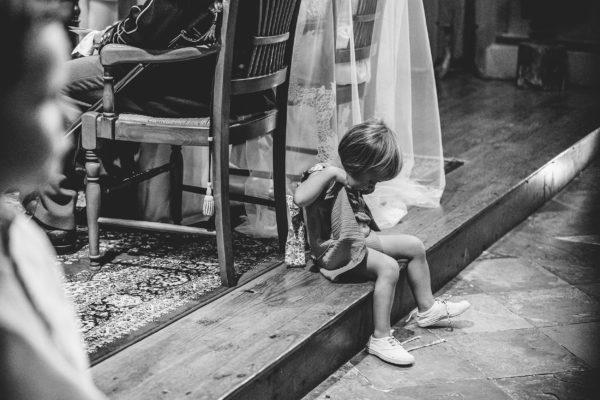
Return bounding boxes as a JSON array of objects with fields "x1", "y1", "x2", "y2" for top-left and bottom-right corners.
[{"x1": 304, "y1": 159, "x2": 600, "y2": 400}]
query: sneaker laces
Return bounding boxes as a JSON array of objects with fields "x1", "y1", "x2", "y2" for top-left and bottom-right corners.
[
  {"x1": 405, "y1": 296, "x2": 454, "y2": 331},
  {"x1": 405, "y1": 309, "x2": 418, "y2": 324},
  {"x1": 436, "y1": 298, "x2": 453, "y2": 332},
  {"x1": 367, "y1": 334, "x2": 403, "y2": 352}
]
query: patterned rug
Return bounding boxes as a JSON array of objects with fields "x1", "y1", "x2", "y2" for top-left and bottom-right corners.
[
  {"x1": 2, "y1": 192, "x2": 280, "y2": 363},
  {"x1": 61, "y1": 226, "x2": 280, "y2": 363}
]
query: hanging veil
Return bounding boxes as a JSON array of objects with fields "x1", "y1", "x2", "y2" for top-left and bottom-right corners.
[{"x1": 237, "y1": 0, "x2": 445, "y2": 236}]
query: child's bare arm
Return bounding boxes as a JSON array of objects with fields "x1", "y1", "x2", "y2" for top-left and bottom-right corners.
[{"x1": 294, "y1": 165, "x2": 346, "y2": 207}]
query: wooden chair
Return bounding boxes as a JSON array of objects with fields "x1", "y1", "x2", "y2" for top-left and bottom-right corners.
[{"x1": 81, "y1": 0, "x2": 301, "y2": 286}]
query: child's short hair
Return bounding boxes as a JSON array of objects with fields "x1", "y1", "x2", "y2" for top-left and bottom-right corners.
[{"x1": 338, "y1": 118, "x2": 403, "y2": 181}]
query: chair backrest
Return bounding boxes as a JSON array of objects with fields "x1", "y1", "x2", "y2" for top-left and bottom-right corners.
[
  {"x1": 334, "y1": 0, "x2": 378, "y2": 104},
  {"x1": 224, "y1": 0, "x2": 301, "y2": 96},
  {"x1": 244, "y1": 0, "x2": 300, "y2": 78},
  {"x1": 335, "y1": 0, "x2": 378, "y2": 64},
  {"x1": 210, "y1": 0, "x2": 301, "y2": 136},
  {"x1": 209, "y1": 0, "x2": 301, "y2": 148}
]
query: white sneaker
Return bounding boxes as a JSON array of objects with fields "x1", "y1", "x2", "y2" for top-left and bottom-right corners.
[
  {"x1": 367, "y1": 335, "x2": 415, "y2": 366},
  {"x1": 411, "y1": 298, "x2": 471, "y2": 328}
]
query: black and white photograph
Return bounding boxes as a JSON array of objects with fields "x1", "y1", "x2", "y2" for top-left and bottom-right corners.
[{"x1": 1, "y1": 0, "x2": 598, "y2": 399}]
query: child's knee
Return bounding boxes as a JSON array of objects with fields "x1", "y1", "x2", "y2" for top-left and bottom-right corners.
[
  {"x1": 405, "y1": 235, "x2": 426, "y2": 258},
  {"x1": 378, "y1": 257, "x2": 401, "y2": 282}
]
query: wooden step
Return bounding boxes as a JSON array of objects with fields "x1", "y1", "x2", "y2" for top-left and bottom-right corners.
[{"x1": 91, "y1": 75, "x2": 600, "y2": 400}]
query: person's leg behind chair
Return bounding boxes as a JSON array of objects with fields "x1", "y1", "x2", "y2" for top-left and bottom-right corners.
[{"x1": 20, "y1": 54, "x2": 123, "y2": 253}]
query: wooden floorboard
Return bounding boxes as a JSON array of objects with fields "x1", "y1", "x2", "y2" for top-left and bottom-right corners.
[
  {"x1": 91, "y1": 74, "x2": 600, "y2": 400},
  {"x1": 389, "y1": 75, "x2": 600, "y2": 243}
]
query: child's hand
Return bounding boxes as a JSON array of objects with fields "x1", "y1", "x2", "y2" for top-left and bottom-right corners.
[{"x1": 71, "y1": 29, "x2": 105, "y2": 57}]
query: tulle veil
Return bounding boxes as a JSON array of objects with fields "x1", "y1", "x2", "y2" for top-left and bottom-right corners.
[{"x1": 236, "y1": 0, "x2": 445, "y2": 236}]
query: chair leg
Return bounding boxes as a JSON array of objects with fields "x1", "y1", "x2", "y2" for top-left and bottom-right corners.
[
  {"x1": 169, "y1": 145, "x2": 183, "y2": 225},
  {"x1": 85, "y1": 149, "x2": 102, "y2": 262},
  {"x1": 215, "y1": 200, "x2": 235, "y2": 286},
  {"x1": 273, "y1": 129, "x2": 288, "y2": 252},
  {"x1": 213, "y1": 137, "x2": 235, "y2": 286}
]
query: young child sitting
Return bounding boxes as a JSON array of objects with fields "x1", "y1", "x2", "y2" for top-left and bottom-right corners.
[{"x1": 294, "y1": 118, "x2": 470, "y2": 366}]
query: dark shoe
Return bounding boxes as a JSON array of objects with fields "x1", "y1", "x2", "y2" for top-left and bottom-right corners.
[{"x1": 31, "y1": 217, "x2": 77, "y2": 254}]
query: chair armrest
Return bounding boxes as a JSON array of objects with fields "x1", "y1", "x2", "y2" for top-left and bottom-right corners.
[{"x1": 99, "y1": 44, "x2": 220, "y2": 67}]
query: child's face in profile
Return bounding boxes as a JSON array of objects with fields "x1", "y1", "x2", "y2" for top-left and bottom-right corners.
[
  {"x1": 5, "y1": 22, "x2": 70, "y2": 190},
  {"x1": 345, "y1": 170, "x2": 380, "y2": 194}
]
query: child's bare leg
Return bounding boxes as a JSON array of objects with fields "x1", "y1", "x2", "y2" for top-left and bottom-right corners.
[
  {"x1": 363, "y1": 248, "x2": 402, "y2": 338},
  {"x1": 379, "y1": 235, "x2": 435, "y2": 312}
]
